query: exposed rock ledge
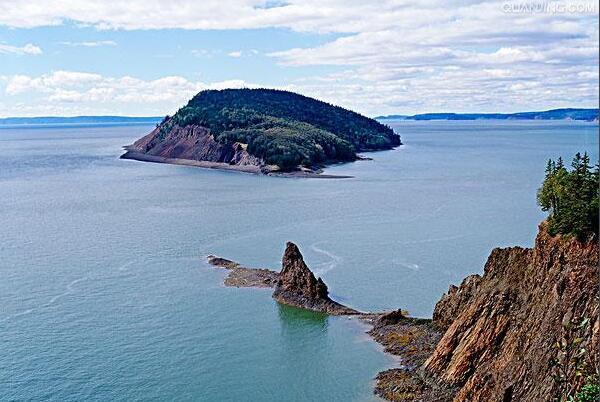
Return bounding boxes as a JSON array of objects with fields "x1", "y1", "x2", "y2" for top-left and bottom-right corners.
[
  {"x1": 371, "y1": 223, "x2": 598, "y2": 402},
  {"x1": 423, "y1": 224, "x2": 599, "y2": 402},
  {"x1": 207, "y1": 242, "x2": 359, "y2": 315},
  {"x1": 206, "y1": 255, "x2": 279, "y2": 288}
]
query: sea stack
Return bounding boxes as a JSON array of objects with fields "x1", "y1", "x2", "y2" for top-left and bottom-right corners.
[{"x1": 272, "y1": 242, "x2": 359, "y2": 315}]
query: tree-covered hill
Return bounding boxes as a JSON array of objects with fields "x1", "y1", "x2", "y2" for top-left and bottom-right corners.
[{"x1": 151, "y1": 88, "x2": 401, "y2": 170}]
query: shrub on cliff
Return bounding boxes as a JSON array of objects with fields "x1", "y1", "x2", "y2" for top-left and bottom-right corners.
[
  {"x1": 575, "y1": 375, "x2": 599, "y2": 402},
  {"x1": 537, "y1": 152, "x2": 599, "y2": 239},
  {"x1": 551, "y1": 317, "x2": 599, "y2": 402}
]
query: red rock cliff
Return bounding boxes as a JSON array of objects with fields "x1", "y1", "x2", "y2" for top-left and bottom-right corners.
[
  {"x1": 424, "y1": 223, "x2": 599, "y2": 401},
  {"x1": 122, "y1": 121, "x2": 266, "y2": 170}
]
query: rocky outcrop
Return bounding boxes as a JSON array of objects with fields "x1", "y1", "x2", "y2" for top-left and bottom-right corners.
[
  {"x1": 432, "y1": 274, "x2": 482, "y2": 330},
  {"x1": 207, "y1": 255, "x2": 279, "y2": 288},
  {"x1": 272, "y1": 242, "x2": 359, "y2": 315},
  {"x1": 423, "y1": 223, "x2": 599, "y2": 401},
  {"x1": 121, "y1": 123, "x2": 269, "y2": 173},
  {"x1": 207, "y1": 243, "x2": 359, "y2": 314},
  {"x1": 364, "y1": 312, "x2": 454, "y2": 402}
]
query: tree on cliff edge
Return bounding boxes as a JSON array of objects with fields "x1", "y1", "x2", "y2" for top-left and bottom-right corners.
[{"x1": 537, "y1": 152, "x2": 599, "y2": 239}]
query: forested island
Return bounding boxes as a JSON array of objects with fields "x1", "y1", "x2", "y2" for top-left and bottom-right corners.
[{"x1": 121, "y1": 89, "x2": 401, "y2": 176}]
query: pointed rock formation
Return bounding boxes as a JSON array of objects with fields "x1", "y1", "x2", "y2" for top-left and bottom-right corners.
[{"x1": 272, "y1": 242, "x2": 359, "y2": 315}]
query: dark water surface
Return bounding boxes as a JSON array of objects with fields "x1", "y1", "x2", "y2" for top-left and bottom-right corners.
[{"x1": 1, "y1": 120, "x2": 597, "y2": 401}]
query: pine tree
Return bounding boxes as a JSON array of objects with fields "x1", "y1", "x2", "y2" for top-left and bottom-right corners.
[{"x1": 537, "y1": 153, "x2": 599, "y2": 239}]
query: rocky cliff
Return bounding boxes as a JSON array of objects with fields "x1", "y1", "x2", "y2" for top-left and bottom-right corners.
[
  {"x1": 272, "y1": 242, "x2": 359, "y2": 315},
  {"x1": 423, "y1": 223, "x2": 599, "y2": 401},
  {"x1": 121, "y1": 122, "x2": 268, "y2": 173},
  {"x1": 431, "y1": 274, "x2": 482, "y2": 331}
]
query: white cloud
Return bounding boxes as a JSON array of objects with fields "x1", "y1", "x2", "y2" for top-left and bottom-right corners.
[
  {"x1": 0, "y1": 0, "x2": 596, "y2": 114},
  {"x1": 0, "y1": 42, "x2": 42, "y2": 55},
  {"x1": 0, "y1": 70, "x2": 256, "y2": 116},
  {"x1": 191, "y1": 49, "x2": 216, "y2": 58},
  {"x1": 58, "y1": 40, "x2": 117, "y2": 47},
  {"x1": 227, "y1": 50, "x2": 243, "y2": 57}
]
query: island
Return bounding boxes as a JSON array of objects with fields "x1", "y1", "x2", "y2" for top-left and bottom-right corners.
[{"x1": 121, "y1": 88, "x2": 401, "y2": 177}]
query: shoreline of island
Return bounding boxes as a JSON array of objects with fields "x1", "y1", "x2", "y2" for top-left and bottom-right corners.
[{"x1": 120, "y1": 148, "x2": 358, "y2": 179}]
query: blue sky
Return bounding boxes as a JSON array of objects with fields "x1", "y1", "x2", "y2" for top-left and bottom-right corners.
[{"x1": 0, "y1": 1, "x2": 598, "y2": 117}]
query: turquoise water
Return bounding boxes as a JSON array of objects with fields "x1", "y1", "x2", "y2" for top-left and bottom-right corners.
[{"x1": 1, "y1": 120, "x2": 597, "y2": 401}]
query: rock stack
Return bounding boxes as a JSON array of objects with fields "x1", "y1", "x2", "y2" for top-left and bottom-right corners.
[{"x1": 272, "y1": 242, "x2": 359, "y2": 315}]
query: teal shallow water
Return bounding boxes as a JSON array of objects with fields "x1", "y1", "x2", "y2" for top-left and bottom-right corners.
[{"x1": 1, "y1": 121, "x2": 597, "y2": 401}]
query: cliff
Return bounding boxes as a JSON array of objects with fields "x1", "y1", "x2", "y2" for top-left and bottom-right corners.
[
  {"x1": 272, "y1": 242, "x2": 359, "y2": 315},
  {"x1": 424, "y1": 223, "x2": 599, "y2": 401},
  {"x1": 121, "y1": 88, "x2": 401, "y2": 174},
  {"x1": 122, "y1": 124, "x2": 267, "y2": 173}
]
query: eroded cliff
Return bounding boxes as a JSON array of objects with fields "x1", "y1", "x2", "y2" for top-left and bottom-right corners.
[
  {"x1": 121, "y1": 123, "x2": 268, "y2": 173},
  {"x1": 424, "y1": 224, "x2": 599, "y2": 401}
]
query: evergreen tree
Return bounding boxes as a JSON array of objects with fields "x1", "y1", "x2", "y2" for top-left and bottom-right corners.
[{"x1": 537, "y1": 153, "x2": 599, "y2": 239}]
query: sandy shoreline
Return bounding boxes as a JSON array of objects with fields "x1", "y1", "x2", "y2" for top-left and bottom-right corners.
[{"x1": 120, "y1": 149, "x2": 354, "y2": 179}]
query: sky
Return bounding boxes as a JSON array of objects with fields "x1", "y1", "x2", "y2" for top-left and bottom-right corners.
[{"x1": 0, "y1": 0, "x2": 598, "y2": 117}]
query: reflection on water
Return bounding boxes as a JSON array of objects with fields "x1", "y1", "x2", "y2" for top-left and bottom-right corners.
[{"x1": 277, "y1": 303, "x2": 328, "y2": 330}]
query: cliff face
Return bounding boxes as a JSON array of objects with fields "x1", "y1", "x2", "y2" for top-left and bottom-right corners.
[
  {"x1": 272, "y1": 242, "x2": 359, "y2": 315},
  {"x1": 122, "y1": 123, "x2": 266, "y2": 170},
  {"x1": 424, "y1": 224, "x2": 599, "y2": 401},
  {"x1": 432, "y1": 274, "x2": 482, "y2": 331}
]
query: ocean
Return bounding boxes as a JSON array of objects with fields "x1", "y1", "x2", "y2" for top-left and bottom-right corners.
[{"x1": 1, "y1": 120, "x2": 597, "y2": 401}]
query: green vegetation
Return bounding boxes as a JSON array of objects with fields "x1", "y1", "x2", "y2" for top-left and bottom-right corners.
[
  {"x1": 160, "y1": 88, "x2": 400, "y2": 170},
  {"x1": 551, "y1": 317, "x2": 599, "y2": 402},
  {"x1": 537, "y1": 153, "x2": 599, "y2": 239},
  {"x1": 575, "y1": 375, "x2": 599, "y2": 402}
]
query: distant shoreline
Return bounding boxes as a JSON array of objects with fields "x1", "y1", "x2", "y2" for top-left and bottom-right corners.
[
  {"x1": 2, "y1": 108, "x2": 597, "y2": 126},
  {"x1": 0, "y1": 116, "x2": 161, "y2": 126},
  {"x1": 0, "y1": 122, "x2": 159, "y2": 129},
  {"x1": 376, "y1": 107, "x2": 598, "y2": 122}
]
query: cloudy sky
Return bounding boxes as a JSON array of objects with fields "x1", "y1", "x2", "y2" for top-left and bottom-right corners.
[{"x1": 0, "y1": 0, "x2": 597, "y2": 117}]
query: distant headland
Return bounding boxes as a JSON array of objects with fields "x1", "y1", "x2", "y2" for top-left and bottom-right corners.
[
  {"x1": 0, "y1": 116, "x2": 162, "y2": 126},
  {"x1": 376, "y1": 108, "x2": 599, "y2": 122}
]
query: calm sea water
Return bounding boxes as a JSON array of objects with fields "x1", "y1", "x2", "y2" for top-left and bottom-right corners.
[{"x1": 1, "y1": 120, "x2": 597, "y2": 401}]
